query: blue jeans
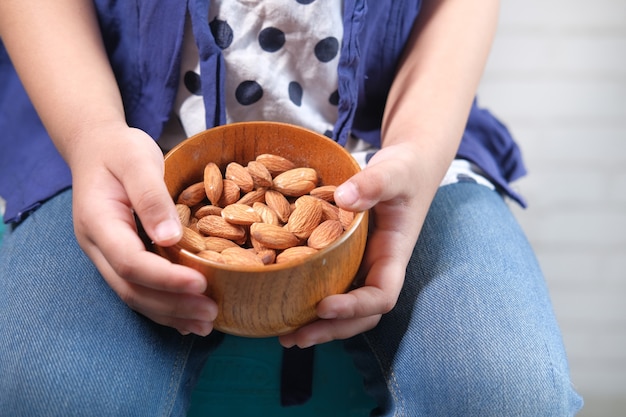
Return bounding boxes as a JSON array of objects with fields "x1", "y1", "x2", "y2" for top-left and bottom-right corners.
[{"x1": 0, "y1": 183, "x2": 583, "y2": 416}]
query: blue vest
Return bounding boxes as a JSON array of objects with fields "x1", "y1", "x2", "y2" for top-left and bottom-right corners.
[{"x1": 0, "y1": 0, "x2": 526, "y2": 223}]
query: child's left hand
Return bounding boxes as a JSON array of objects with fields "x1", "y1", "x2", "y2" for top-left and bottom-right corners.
[{"x1": 279, "y1": 142, "x2": 439, "y2": 348}]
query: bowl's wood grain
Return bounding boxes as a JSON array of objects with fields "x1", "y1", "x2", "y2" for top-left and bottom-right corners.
[{"x1": 156, "y1": 122, "x2": 368, "y2": 337}]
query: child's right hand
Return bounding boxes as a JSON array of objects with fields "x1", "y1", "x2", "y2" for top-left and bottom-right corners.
[
  {"x1": 68, "y1": 123, "x2": 218, "y2": 336},
  {"x1": 0, "y1": 2, "x2": 217, "y2": 336}
]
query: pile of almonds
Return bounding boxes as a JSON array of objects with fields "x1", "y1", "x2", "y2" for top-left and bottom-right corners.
[{"x1": 174, "y1": 153, "x2": 356, "y2": 266}]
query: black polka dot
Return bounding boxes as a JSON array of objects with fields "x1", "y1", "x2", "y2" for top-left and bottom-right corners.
[
  {"x1": 288, "y1": 82, "x2": 303, "y2": 106},
  {"x1": 296, "y1": 0, "x2": 316, "y2": 4},
  {"x1": 314, "y1": 37, "x2": 339, "y2": 63},
  {"x1": 184, "y1": 71, "x2": 202, "y2": 95},
  {"x1": 235, "y1": 80, "x2": 263, "y2": 105},
  {"x1": 328, "y1": 90, "x2": 339, "y2": 106},
  {"x1": 209, "y1": 18, "x2": 233, "y2": 49},
  {"x1": 259, "y1": 27, "x2": 286, "y2": 52}
]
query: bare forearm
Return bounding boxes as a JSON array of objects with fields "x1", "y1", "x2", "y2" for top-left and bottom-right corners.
[
  {"x1": 383, "y1": 0, "x2": 499, "y2": 182},
  {"x1": 0, "y1": 0, "x2": 125, "y2": 166}
]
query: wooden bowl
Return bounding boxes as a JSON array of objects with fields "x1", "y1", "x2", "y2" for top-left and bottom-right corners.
[{"x1": 154, "y1": 122, "x2": 368, "y2": 337}]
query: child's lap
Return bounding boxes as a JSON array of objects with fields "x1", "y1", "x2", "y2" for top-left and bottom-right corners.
[{"x1": 0, "y1": 184, "x2": 581, "y2": 416}]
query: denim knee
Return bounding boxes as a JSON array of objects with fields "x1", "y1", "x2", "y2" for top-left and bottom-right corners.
[{"x1": 344, "y1": 184, "x2": 583, "y2": 416}]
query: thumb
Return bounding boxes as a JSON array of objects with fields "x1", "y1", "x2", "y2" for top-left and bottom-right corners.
[
  {"x1": 132, "y1": 182, "x2": 182, "y2": 247},
  {"x1": 121, "y1": 147, "x2": 182, "y2": 247},
  {"x1": 334, "y1": 149, "x2": 409, "y2": 212}
]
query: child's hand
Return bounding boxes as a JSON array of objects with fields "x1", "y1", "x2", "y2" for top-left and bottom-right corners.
[
  {"x1": 69, "y1": 124, "x2": 217, "y2": 336},
  {"x1": 279, "y1": 142, "x2": 435, "y2": 347}
]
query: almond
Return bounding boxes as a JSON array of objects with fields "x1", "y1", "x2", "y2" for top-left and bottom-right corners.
[
  {"x1": 256, "y1": 249, "x2": 277, "y2": 265},
  {"x1": 178, "y1": 226, "x2": 207, "y2": 253},
  {"x1": 287, "y1": 196, "x2": 323, "y2": 239},
  {"x1": 255, "y1": 153, "x2": 296, "y2": 176},
  {"x1": 218, "y1": 179, "x2": 241, "y2": 207},
  {"x1": 176, "y1": 204, "x2": 191, "y2": 227},
  {"x1": 338, "y1": 208, "x2": 355, "y2": 230},
  {"x1": 252, "y1": 202, "x2": 280, "y2": 226},
  {"x1": 250, "y1": 235, "x2": 269, "y2": 252},
  {"x1": 319, "y1": 198, "x2": 340, "y2": 221},
  {"x1": 221, "y1": 203, "x2": 262, "y2": 225},
  {"x1": 189, "y1": 217, "x2": 200, "y2": 233},
  {"x1": 177, "y1": 181, "x2": 206, "y2": 206},
  {"x1": 196, "y1": 250, "x2": 226, "y2": 264},
  {"x1": 307, "y1": 220, "x2": 344, "y2": 250},
  {"x1": 250, "y1": 222, "x2": 300, "y2": 250},
  {"x1": 272, "y1": 167, "x2": 318, "y2": 197},
  {"x1": 294, "y1": 195, "x2": 320, "y2": 209},
  {"x1": 193, "y1": 204, "x2": 223, "y2": 219},
  {"x1": 276, "y1": 246, "x2": 318, "y2": 264},
  {"x1": 310, "y1": 185, "x2": 337, "y2": 202},
  {"x1": 197, "y1": 215, "x2": 246, "y2": 241},
  {"x1": 221, "y1": 246, "x2": 265, "y2": 267},
  {"x1": 246, "y1": 160, "x2": 273, "y2": 188},
  {"x1": 264, "y1": 189, "x2": 291, "y2": 223},
  {"x1": 237, "y1": 188, "x2": 267, "y2": 206},
  {"x1": 203, "y1": 162, "x2": 223, "y2": 206},
  {"x1": 225, "y1": 162, "x2": 254, "y2": 193},
  {"x1": 204, "y1": 236, "x2": 238, "y2": 252}
]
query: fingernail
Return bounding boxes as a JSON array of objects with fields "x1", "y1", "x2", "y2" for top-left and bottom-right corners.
[
  {"x1": 319, "y1": 310, "x2": 338, "y2": 320},
  {"x1": 280, "y1": 340, "x2": 295, "y2": 349},
  {"x1": 197, "y1": 300, "x2": 218, "y2": 322},
  {"x1": 298, "y1": 340, "x2": 316, "y2": 349},
  {"x1": 154, "y1": 218, "x2": 181, "y2": 242},
  {"x1": 191, "y1": 322, "x2": 213, "y2": 337},
  {"x1": 208, "y1": 305, "x2": 218, "y2": 322},
  {"x1": 187, "y1": 278, "x2": 207, "y2": 294},
  {"x1": 335, "y1": 182, "x2": 359, "y2": 206}
]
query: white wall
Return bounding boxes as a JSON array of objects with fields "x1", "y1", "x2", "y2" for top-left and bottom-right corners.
[{"x1": 477, "y1": 1, "x2": 626, "y2": 415}]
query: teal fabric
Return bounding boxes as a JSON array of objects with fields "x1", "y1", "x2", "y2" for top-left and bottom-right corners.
[{"x1": 188, "y1": 335, "x2": 374, "y2": 417}]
